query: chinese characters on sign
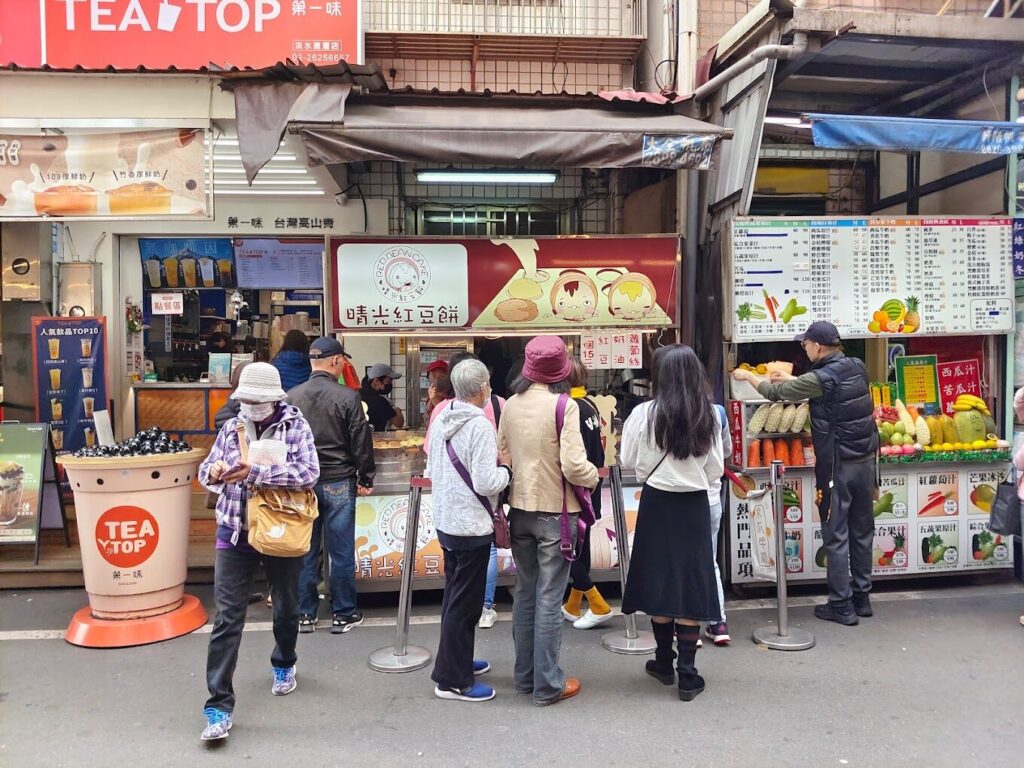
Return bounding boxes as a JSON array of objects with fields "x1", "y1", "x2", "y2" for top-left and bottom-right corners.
[
  {"x1": 150, "y1": 293, "x2": 183, "y2": 315},
  {"x1": 937, "y1": 359, "x2": 983, "y2": 416},
  {"x1": 894, "y1": 354, "x2": 939, "y2": 408},
  {"x1": 731, "y1": 217, "x2": 1014, "y2": 342},
  {"x1": 1013, "y1": 219, "x2": 1024, "y2": 279},
  {"x1": 580, "y1": 331, "x2": 643, "y2": 370},
  {"x1": 227, "y1": 216, "x2": 335, "y2": 231},
  {"x1": 31, "y1": 317, "x2": 108, "y2": 458}
]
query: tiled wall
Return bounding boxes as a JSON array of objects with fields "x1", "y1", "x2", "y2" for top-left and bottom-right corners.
[
  {"x1": 368, "y1": 57, "x2": 629, "y2": 94},
  {"x1": 826, "y1": 163, "x2": 867, "y2": 215},
  {"x1": 359, "y1": 162, "x2": 611, "y2": 236}
]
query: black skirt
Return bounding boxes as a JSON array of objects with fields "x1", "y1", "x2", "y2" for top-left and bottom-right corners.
[{"x1": 621, "y1": 484, "x2": 719, "y2": 622}]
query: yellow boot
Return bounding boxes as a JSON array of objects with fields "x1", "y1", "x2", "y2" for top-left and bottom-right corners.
[{"x1": 562, "y1": 588, "x2": 584, "y2": 621}]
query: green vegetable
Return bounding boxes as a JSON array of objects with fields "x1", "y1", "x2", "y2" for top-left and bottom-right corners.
[
  {"x1": 737, "y1": 303, "x2": 767, "y2": 321},
  {"x1": 873, "y1": 492, "x2": 893, "y2": 518},
  {"x1": 780, "y1": 298, "x2": 808, "y2": 324},
  {"x1": 783, "y1": 487, "x2": 801, "y2": 508}
]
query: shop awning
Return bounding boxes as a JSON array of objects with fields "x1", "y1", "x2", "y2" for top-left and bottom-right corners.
[
  {"x1": 807, "y1": 114, "x2": 1024, "y2": 155},
  {"x1": 294, "y1": 95, "x2": 730, "y2": 171}
]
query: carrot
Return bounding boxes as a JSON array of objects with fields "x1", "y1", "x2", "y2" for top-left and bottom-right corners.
[
  {"x1": 747, "y1": 439, "x2": 762, "y2": 468},
  {"x1": 763, "y1": 290, "x2": 777, "y2": 322},
  {"x1": 762, "y1": 440, "x2": 775, "y2": 465},
  {"x1": 774, "y1": 438, "x2": 790, "y2": 466},
  {"x1": 789, "y1": 438, "x2": 804, "y2": 466}
]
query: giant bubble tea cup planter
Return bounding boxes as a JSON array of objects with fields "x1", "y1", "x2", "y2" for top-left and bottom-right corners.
[{"x1": 57, "y1": 440, "x2": 208, "y2": 649}]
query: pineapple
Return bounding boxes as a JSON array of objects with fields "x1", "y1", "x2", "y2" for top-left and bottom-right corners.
[{"x1": 904, "y1": 296, "x2": 920, "y2": 332}]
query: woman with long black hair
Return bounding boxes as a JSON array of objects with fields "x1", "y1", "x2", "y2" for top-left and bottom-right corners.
[{"x1": 620, "y1": 344, "x2": 724, "y2": 702}]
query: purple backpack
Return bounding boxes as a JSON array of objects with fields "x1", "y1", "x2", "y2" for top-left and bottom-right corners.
[{"x1": 555, "y1": 394, "x2": 597, "y2": 562}]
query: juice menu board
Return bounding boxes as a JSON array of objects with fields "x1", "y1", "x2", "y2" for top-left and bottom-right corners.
[
  {"x1": 233, "y1": 238, "x2": 324, "y2": 290},
  {"x1": 32, "y1": 317, "x2": 108, "y2": 458},
  {"x1": 730, "y1": 217, "x2": 1014, "y2": 342}
]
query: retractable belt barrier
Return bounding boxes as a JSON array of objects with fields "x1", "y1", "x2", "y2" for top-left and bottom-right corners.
[
  {"x1": 601, "y1": 464, "x2": 656, "y2": 655},
  {"x1": 752, "y1": 460, "x2": 815, "y2": 651},
  {"x1": 368, "y1": 477, "x2": 433, "y2": 673}
]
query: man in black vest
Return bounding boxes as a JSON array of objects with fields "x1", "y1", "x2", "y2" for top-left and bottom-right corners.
[{"x1": 734, "y1": 322, "x2": 879, "y2": 626}]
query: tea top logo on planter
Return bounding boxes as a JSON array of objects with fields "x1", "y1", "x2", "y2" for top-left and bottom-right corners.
[
  {"x1": 374, "y1": 246, "x2": 431, "y2": 303},
  {"x1": 95, "y1": 506, "x2": 160, "y2": 568}
]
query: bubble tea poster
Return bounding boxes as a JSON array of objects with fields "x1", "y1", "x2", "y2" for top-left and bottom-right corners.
[{"x1": 32, "y1": 317, "x2": 108, "y2": 457}]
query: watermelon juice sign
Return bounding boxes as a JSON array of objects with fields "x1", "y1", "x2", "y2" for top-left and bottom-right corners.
[
  {"x1": 329, "y1": 236, "x2": 680, "y2": 332},
  {"x1": 1, "y1": 1, "x2": 362, "y2": 70}
]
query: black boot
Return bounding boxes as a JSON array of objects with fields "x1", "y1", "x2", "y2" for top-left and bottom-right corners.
[
  {"x1": 852, "y1": 592, "x2": 873, "y2": 617},
  {"x1": 674, "y1": 624, "x2": 705, "y2": 702},
  {"x1": 645, "y1": 621, "x2": 676, "y2": 685}
]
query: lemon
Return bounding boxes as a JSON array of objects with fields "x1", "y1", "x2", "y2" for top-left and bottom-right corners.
[
  {"x1": 971, "y1": 440, "x2": 988, "y2": 450},
  {"x1": 941, "y1": 443, "x2": 954, "y2": 451},
  {"x1": 953, "y1": 442, "x2": 966, "y2": 451},
  {"x1": 985, "y1": 439, "x2": 997, "y2": 449}
]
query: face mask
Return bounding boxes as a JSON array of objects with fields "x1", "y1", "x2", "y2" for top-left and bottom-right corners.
[
  {"x1": 380, "y1": 381, "x2": 393, "y2": 396},
  {"x1": 240, "y1": 401, "x2": 276, "y2": 422}
]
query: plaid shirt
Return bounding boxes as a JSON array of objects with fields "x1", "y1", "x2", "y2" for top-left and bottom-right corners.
[{"x1": 199, "y1": 404, "x2": 320, "y2": 544}]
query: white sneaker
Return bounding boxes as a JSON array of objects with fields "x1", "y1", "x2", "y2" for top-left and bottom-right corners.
[
  {"x1": 572, "y1": 609, "x2": 614, "y2": 630},
  {"x1": 561, "y1": 606, "x2": 581, "y2": 622},
  {"x1": 478, "y1": 607, "x2": 498, "y2": 629}
]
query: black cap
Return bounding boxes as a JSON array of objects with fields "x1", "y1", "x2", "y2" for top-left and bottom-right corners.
[
  {"x1": 794, "y1": 321, "x2": 841, "y2": 346},
  {"x1": 309, "y1": 337, "x2": 351, "y2": 360}
]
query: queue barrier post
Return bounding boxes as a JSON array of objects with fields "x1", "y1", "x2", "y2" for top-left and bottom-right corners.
[
  {"x1": 752, "y1": 460, "x2": 815, "y2": 651},
  {"x1": 601, "y1": 464, "x2": 656, "y2": 655},
  {"x1": 368, "y1": 477, "x2": 433, "y2": 673}
]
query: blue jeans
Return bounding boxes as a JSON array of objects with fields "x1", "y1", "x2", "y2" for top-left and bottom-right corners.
[
  {"x1": 510, "y1": 509, "x2": 575, "y2": 704},
  {"x1": 298, "y1": 478, "x2": 357, "y2": 617},
  {"x1": 483, "y1": 543, "x2": 498, "y2": 609}
]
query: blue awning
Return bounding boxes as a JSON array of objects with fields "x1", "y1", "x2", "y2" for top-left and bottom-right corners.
[{"x1": 807, "y1": 114, "x2": 1024, "y2": 155}]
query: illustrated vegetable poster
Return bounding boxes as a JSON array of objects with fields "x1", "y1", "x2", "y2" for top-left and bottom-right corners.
[
  {"x1": 966, "y1": 469, "x2": 1006, "y2": 516},
  {"x1": 875, "y1": 474, "x2": 910, "y2": 520},
  {"x1": 963, "y1": 519, "x2": 1011, "y2": 569},
  {"x1": 917, "y1": 472, "x2": 959, "y2": 517},
  {"x1": 873, "y1": 523, "x2": 910, "y2": 574},
  {"x1": 917, "y1": 520, "x2": 960, "y2": 570}
]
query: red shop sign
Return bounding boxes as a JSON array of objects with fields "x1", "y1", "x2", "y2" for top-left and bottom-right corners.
[
  {"x1": 328, "y1": 236, "x2": 680, "y2": 332},
  {"x1": 937, "y1": 358, "x2": 983, "y2": 416},
  {"x1": 1, "y1": 1, "x2": 361, "y2": 70}
]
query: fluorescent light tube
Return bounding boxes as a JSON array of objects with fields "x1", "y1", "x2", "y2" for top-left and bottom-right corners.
[{"x1": 416, "y1": 170, "x2": 559, "y2": 184}]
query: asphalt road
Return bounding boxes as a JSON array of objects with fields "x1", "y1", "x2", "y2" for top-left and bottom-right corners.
[{"x1": 1, "y1": 584, "x2": 1022, "y2": 767}]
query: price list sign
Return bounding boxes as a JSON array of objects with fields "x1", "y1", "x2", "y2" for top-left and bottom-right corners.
[
  {"x1": 730, "y1": 217, "x2": 1013, "y2": 342},
  {"x1": 580, "y1": 331, "x2": 643, "y2": 370}
]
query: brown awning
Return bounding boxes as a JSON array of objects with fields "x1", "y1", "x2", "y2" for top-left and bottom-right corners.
[{"x1": 296, "y1": 96, "x2": 730, "y2": 171}]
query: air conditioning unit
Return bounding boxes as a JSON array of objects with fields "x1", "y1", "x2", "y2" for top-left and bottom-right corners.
[{"x1": 1, "y1": 222, "x2": 53, "y2": 302}]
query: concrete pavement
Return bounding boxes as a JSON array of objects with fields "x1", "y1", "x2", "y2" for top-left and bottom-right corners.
[{"x1": 1, "y1": 583, "x2": 1022, "y2": 767}]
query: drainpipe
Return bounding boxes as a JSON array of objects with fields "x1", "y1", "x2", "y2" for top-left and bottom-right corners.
[
  {"x1": 684, "y1": 169, "x2": 699, "y2": 346},
  {"x1": 691, "y1": 31, "x2": 809, "y2": 102}
]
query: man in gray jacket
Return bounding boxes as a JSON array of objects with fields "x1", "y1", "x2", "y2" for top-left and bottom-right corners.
[
  {"x1": 287, "y1": 337, "x2": 375, "y2": 634},
  {"x1": 427, "y1": 359, "x2": 512, "y2": 702}
]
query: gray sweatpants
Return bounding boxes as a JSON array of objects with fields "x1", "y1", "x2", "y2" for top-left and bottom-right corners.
[{"x1": 817, "y1": 459, "x2": 875, "y2": 607}]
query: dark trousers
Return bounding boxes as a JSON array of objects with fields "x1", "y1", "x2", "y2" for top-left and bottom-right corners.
[
  {"x1": 818, "y1": 459, "x2": 875, "y2": 607},
  {"x1": 431, "y1": 539, "x2": 492, "y2": 690},
  {"x1": 568, "y1": 523, "x2": 594, "y2": 592},
  {"x1": 205, "y1": 546, "x2": 302, "y2": 714},
  {"x1": 299, "y1": 478, "x2": 358, "y2": 617}
]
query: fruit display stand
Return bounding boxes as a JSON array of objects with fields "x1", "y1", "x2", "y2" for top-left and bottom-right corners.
[
  {"x1": 57, "y1": 448, "x2": 208, "y2": 648},
  {"x1": 726, "y1": 398, "x2": 1014, "y2": 586}
]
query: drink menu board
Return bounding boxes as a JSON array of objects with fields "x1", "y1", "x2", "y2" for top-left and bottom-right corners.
[
  {"x1": 233, "y1": 238, "x2": 324, "y2": 290},
  {"x1": 730, "y1": 217, "x2": 1014, "y2": 342},
  {"x1": 32, "y1": 317, "x2": 108, "y2": 458}
]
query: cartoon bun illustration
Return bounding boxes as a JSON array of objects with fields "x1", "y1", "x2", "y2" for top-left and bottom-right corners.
[
  {"x1": 606, "y1": 272, "x2": 657, "y2": 321},
  {"x1": 550, "y1": 270, "x2": 599, "y2": 322},
  {"x1": 495, "y1": 298, "x2": 539, "y2": 323}
]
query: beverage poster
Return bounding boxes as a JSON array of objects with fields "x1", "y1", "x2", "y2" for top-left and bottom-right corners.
[
  {"x1": 0, "y1": 129, "x2": 207, "y2": 219},
  {"x1": 139, "y1": 238, "x2": 235, "y2": 290},
  {"x1": 32, "y1": 317, "x2": 108, "y2": 458},
  {"x1": 0, "y1": 424, "x2": 48, "y2": 545}
]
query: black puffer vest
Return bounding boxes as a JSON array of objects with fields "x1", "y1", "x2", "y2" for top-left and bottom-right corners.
[{"x1": 809, "y1": 354, "x2": 877, "y2": 467}]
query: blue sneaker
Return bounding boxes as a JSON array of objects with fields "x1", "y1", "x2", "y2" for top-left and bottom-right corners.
[
  {"x1": 434, "y1": 682, "x2": 496, "y2": 702},
  {"x1": 473, "y1": 659, "x2": 491, "y2": 676},
  {"x1": 200, "y1": 708, "x2": 232, "y2": 741},
  {"x1": 272, "y1": 666, "x2": 297, "y2": 696}
]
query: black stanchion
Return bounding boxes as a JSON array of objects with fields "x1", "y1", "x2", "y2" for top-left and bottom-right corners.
[
  {"x1": 601, "y1": 464, "x2": 656, "y2": 655},
  {"x1": 368, "y1": 477, "x2": 433, "y2": 673}
]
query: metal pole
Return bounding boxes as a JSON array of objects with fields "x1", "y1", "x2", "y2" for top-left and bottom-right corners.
[
  {"x1": 752, "y1": 461, "x2": 814, "y2": 651},
  {"x1": 601, "y1": 465, "x2": 656, "y2": 655},
  {"x1": 368, "y1": 478, "x2": 432, "y2": 672}
]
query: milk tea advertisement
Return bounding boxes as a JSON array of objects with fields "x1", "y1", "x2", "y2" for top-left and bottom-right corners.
[
  {"x1": 0, "y1": 129, "x2": 208, "y2": 219},
  {"x1": 331, "y1": 237, "x2": 679, "y2": 332},
  {"x1": 0, "y1": 425, "x2": 48, "y2": 545}
]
